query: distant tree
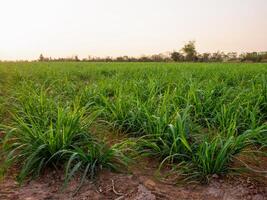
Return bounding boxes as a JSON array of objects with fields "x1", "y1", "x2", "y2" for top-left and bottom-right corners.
[
  {"x1": 74, "y1": 55, "x2": 80, "y2": 62},
  {"x1": 116, "y1": 56, "x2": 124, "y2": 62},
  {"x1": 104, "y1": 56, "x2": 113, "y2": 62},
  {"x1": 139, "y1": 56, "x2": 152, "y2": 62},
  {"x1": 128, "y1": 57, "x2": 138, "y2": 62},
  {"x1": 210, "y1": 51, "x2": 225, "y2": 62},
  {"x1": 181, "y1": 41, "x2": 197, "y2": 61},
  {"x1": 203, "y1": 53, "x2": 211, "y2": 62},
  {"x1": 261, "y1": 52, "x2": 267, "y2": 62},
  {"x1": 151, "y1": 54, "x2": 165, "y2": 62},
  {"x1": 198, "y1": 53, "x2": 210, "y2": 62},
  {"x1": 39, "y1": 54, "x2": 44, "y2": 61},
  {"x1": 122, "y1": 56, "x2": 129, "y2": 61},
  {"x1": 226, "y1": 52, "x2": 238, "y2": 61},
  {"x1": 240, "y1": 52, "x2": 262, "y2": 62},
  {"x1": 171, "y1": 51, "x2": 183, "y2": 62},
  {"x1": 116, "y1": 56, "x2": 129, "y2": 62}
]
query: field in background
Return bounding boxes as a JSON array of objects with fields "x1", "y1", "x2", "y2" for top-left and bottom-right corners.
[{"x1": 0, "y1": 62, "x2": 267, "y2": 198}]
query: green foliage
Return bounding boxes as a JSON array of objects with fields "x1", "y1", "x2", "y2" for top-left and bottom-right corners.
[
  {"x1": 0, "y1": 62, "x2": 267, "y2": 186},
  {"x1": 189, "y1": 130, "x2": 255, "y2": 181},
  {"x1": 137, "y1": 106, "x2": 193, "y2": 161},
  {"x1": 171, "y1": 51, "x2": 184, "y2": 62},
  {"x1": 62, "y1": 140, "x2": 131, "y2": 193},
  {"x1": 181, "y1": 41, "x2": 197, "y2": 61},
  {"x1": 2, "y1": 89, "x2": 98, "y2": 182}
]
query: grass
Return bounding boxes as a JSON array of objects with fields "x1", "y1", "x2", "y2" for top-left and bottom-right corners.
[
  {"x1": 0, "y1": 62, "x2": 266, "y2": 187},
  {"x1": 185, "y1": 128, "x2": 263, "y2": 182},
  {"x1": 2, "y1": 88, "x2": 96, "y2": 181},
  {"x1": 62, "y1": 139, "x2": 131, "y2": 193}
]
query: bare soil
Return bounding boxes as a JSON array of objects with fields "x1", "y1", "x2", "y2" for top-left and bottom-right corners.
[{"x1": 0, "y1": 160, "x2": 266, "y2": 200}]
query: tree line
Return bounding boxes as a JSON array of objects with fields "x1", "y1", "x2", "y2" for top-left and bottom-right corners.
[{"x1": 39, "y1": 41, "x2": 267, "y2": 62}]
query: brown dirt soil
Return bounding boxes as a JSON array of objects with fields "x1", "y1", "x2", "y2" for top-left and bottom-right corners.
[{"x1": 0, "y1": 159, "x2": 267, "y2": 200}]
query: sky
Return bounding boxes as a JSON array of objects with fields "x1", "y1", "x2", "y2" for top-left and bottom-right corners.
[{"x1": 0, "y1": 0, "x2": 267, "y2": 60}]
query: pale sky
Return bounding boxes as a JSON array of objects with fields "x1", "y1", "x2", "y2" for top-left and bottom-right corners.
[{"x1": 0, "y1": 0, "x2": 267, "y2": 60}]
